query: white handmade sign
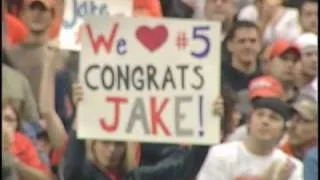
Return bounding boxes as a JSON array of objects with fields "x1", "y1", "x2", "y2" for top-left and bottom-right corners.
[
  {"x1": 77, "y1": 16, "x2": 222, "y2": 145},
  {"x1": 59, "y1": 0, "x2": 132, "y2": 51}
]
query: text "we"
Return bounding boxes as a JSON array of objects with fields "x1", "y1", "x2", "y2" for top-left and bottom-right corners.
[{"x1": 85, "y1": 23, "x2": 127, "y2": 55}]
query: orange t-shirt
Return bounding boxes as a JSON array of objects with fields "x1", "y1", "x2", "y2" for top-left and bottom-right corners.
[
  {"x1": 134, "y1": 0, "x2": 162, "y2": 17},
  {"x1": 10, "y1": 132, "x2": 51, "y2": 175},
  {"x1": 280, "y1": 143, "x2": 296, "y2": 156}
]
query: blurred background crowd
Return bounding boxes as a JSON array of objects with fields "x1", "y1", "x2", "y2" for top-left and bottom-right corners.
[{"x1": 2, "y1": 0, "x2": 318, "y2": 180}]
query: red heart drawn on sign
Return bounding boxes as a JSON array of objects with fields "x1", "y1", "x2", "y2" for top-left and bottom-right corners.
[{"x1": 135, "y1": 25, "x2": 168, "y2": 52}]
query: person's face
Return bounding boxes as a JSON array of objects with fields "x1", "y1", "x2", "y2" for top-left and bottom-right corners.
[
  {"x1": 249, "y1": 108, "x2": 285, "y2": 142},
  {"x1": 268, "y1": 50, "x2": 299, "y2": 83},
  {"x1": 300, "y1": 48, "x2": 318, "y2": 77},
  {"x1": 2, "y1": 106, "x2": 18, "y2": 131},
  {"x1": 204, "y1": 0, "x2": 235, "y2": 22},
  {"x1": 20, "y1": 1, "x2": 52, "y2": 33},
  {"x1": 287, "y1": 113, "x2": 318, "y2": 145},
  {"x1": 93, "y1": 141, "x2": 126, "y2": 170},
  {"x1": 228, "y1": 28, "x2": 261, "y2": 65},
  {"x1": 300, "y1": 2, "x2": 318, "y2": 34}
]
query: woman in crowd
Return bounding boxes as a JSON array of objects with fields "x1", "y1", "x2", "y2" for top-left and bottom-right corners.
[{"x1": 220, "y1": 85, "x2": 241, "y2": 142}]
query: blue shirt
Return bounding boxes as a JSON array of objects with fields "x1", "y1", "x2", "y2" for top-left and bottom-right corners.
[{"x1": 304, "y1": 147, "x2": 318, "y2": 180}]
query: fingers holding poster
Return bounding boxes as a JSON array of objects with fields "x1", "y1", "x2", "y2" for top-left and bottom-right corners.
[
  {"x1": 77, "y1": 16, "x2": 221, "y2": 145},
  {"x1": 60, "y1": 0, "x2": 132, "y2": 51}
]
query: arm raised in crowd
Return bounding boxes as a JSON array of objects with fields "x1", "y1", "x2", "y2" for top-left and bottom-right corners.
[
  {"x1": 63, "y1": 127, "x2": 92, "y2": 180},
  {"x1": 38, "y1": 54, "x2": 68, "y2": 149},
  {"x1": 21, "y1": 72, "x2": 40, "y2": 121}
]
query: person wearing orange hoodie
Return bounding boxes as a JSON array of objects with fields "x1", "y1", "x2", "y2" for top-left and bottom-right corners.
[
  {"x1": 134, "y1": 0, "x2": 162, "y2": 17},
  {"x1": 3, "y1": 0, "x2": 28, "y2": 46}
]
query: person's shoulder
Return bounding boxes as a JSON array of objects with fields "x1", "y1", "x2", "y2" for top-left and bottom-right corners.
[
  {"x1": 273, "y1": 148, "x2": 303, "y2": 167},
  {"x1": 305, "y1": 147, "x2": 318, "y2": 161},
  {"x1": 6, "y1": 44, "x2": 23, "y2": 53},
  {"x1": 2, "y1": 64, "x2": 28, "y2": 82},
  {"x1": 208, "y1": 141, "x2": 241, "y2": 159},
  {"x1": 202, "y1": 142, "x2": 241, "y2": 169},
  {"x1": 284, "y1": 7, "x2": 299, "y2": 16},
  {"x1": 226, "y1": 125, "x2": 248, "y2": 142},
  {"x1": 282, "y1": 7, "x2": 299, "y2": 21}
]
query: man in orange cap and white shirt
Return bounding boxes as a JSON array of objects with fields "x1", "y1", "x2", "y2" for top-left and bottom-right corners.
[
  {"x1": 227, "y1": 75, "x2": 285, "y2": 142},
  {"x1": 263, "y1": 39, "x2": 301, "y2": 103},
  {"x1": 197, "y1": 96, "x2": 303, "y2": 180}
]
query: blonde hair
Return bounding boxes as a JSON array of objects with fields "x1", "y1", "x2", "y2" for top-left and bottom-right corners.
[{"x1": 86, "y1": 140, "x2": 139, "y2": 172}]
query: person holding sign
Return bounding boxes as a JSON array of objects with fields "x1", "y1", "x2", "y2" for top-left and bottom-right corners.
[{"x1": 62, "y1": 83, "x2": 223, "y2": 180}]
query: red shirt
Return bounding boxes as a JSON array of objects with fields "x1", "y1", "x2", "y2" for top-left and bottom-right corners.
[{"x1": 10, "y1": 132, "x2": 51, "y2": 175}]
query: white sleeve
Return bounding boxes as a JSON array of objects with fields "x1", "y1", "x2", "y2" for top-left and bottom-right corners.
[
  {"x1": 196, "y1": 146, "x2": 231, "y2": 180},
  {"x1": 281, "y1": 10, "x2": 301, "y2": 42},
  {"x1": 288, "y1": 159, "x2": 304, "y2": 180}
]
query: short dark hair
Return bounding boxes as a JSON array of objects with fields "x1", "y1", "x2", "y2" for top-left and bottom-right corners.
[
  {"x1": 225, "y1": 21, "x2": 260, "y2": 42},
  {"x1": 221, "y1": 85, "x2": 239, "y2": 139},
  {"x1": 299, "y1": 0, "x2": 318, "y2": 13}
]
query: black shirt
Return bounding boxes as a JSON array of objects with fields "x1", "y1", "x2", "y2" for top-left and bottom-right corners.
[{"x1": 221, "y1": 60, "x2": 262, "y2": 92}]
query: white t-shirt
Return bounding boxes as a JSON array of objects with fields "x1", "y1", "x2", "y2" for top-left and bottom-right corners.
[
  {"x1": 312, "y1": 78, "x2": 318, "y2": 94},
  {"x1": 197, "y1": 141, "x2": 303, "y2": 180},
  {"x1": 226, "y1": 125, "x2": 248, "y2": 142}
]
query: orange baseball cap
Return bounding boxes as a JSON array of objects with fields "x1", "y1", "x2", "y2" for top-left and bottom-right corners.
[
  {"x1": 249, "y1": 75, "x2": 284, "y2": 100},
  {"x1": 269, "y1": 39, "x2": 301, "y2": 60},
  {"x1": 24, "y1": 0, "x2": 54, "y2": 9}
]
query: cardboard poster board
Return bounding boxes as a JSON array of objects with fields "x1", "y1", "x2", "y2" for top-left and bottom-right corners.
[{"x1": 77, "y1": 16, "x2": 221, "y2": 145}]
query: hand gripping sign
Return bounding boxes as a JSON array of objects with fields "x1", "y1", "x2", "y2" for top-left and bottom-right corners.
[{"x1": 77, "y1": 16, "x2": 222, "y2": 145}]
